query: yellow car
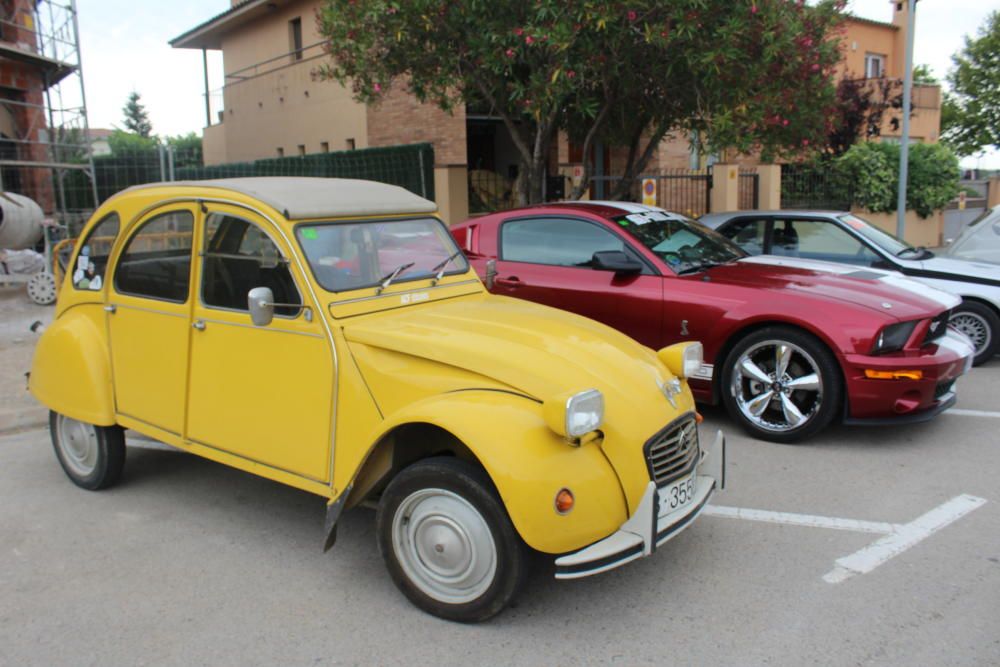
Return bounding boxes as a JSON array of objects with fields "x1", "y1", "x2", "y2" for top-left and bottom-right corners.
[{"x1": 30, "y1": 177, "x2": 725, "y2": 622}]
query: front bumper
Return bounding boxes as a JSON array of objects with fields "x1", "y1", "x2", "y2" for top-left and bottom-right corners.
[
  {"x1": 842, "y1": 328, "x2": 974, "y2": 422},
  {"x1": 554, "y1": 430, "x2": 725, "y2": 579}
]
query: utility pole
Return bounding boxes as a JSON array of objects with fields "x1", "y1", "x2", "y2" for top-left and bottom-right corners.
[{"x1": 896, "y1": 0, "x2": 917, "y2": 239}]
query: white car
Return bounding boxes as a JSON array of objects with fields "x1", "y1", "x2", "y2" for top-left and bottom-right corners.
[
  {"x1": 700, "y1": 209, "x2": 1000, "y2": 366},
  {"x1": 945, "y1": 204, "x2": 1000, "y2": 265}
]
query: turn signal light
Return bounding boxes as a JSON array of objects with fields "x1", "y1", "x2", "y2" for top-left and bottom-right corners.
[
  {"x1": 554, "y1": 488, "x2": 575, "y2": 514},
  {"x1": 695, "y1": 412, "x2": 704, "y2": 424},
  {"x1": 864, "y1": 369, "x2": 923, "y2": 380}
]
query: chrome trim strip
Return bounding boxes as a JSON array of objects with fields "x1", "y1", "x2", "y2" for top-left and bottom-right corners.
[
  {"x1": 187, "y1": 437, "x2": 327, "y2": 485},
  {"x1": 112, "y1": 302, "x2": 188, "y2": 318},
  {"x1": 196, "y1": 316, "x2": 324, "y2": 338},
  {"x1": 117, "y1": 412, "x2": 180, "y2": 438}
]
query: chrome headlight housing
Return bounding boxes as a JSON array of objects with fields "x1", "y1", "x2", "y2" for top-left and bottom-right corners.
[
  {"x1": 544, "y1": 389, "x2": 605, "y2": 440},
  {"x1": 871, "y1": 321, "x2": 917, "y2": 354}
]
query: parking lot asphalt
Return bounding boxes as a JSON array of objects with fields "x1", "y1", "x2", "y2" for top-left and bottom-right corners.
[{"x1": 1, "y1": 364, "x2": 998, "y2": 667}]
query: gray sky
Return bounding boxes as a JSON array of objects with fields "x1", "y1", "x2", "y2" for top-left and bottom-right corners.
[{"x1": 76, "y1": 0, "x2": 997, "y2": 167}]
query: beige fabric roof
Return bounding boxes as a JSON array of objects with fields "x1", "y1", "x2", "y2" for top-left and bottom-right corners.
[{"x1": 125, "y1": 177, "x2": 438, "y2": 220}]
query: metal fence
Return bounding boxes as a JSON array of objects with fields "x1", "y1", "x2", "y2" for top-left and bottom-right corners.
[
  {"x1": 589, "y1": 169, "x2": 713, "y2": 218},
  {"x1": 738, "y1": 168, "x2": 760, "y2": 210},
  {"x1": 781, "y1": 162, "x2": 852, "y2": 211},
  {"x1": 55, "y1": 142, "x2": 435, "y2": 236}
]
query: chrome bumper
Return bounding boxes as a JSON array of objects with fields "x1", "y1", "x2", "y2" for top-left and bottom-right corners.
[{"x1": 554, "y1": 430, "x2": 725, "y2": 580}]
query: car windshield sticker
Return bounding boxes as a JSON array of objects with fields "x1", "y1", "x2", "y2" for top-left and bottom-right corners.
[
  {"x1": 844, "y1": 217, "x2": 867, "y2": 231},
  {"x1": 625, "y1": 211, "x2": 671, "y2": 225},
  {"x1": 72, "y1": 245, "x2": 102, "y2": 290},
  {"x1": 300, "y1": 227, "x2": 319, "y2": 240}
]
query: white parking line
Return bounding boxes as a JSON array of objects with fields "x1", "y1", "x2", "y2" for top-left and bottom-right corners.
[
  {"x1": 947, "y1": 408, "x2": 1000, "y2": 419},
  {"x1": 822, "y1": 494, "x2": 987, "y2": 584},
  {"x1": 703, "y1": 505, "x2": 897, "y2": 535}
]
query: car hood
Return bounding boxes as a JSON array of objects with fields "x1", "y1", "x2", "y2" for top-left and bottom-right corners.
[
  {"x1": 914, "y1": 255, "x2": 1000, "y2": 285},
  {"x1": 342, "y1": 293, "x2": 673, "y2": 402},
  {"x1": 711, "y1": 256, "x2": 960, "y2": 318}
]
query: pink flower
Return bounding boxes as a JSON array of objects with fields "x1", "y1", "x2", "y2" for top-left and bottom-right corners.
[
  {"x1": 567, "y1": 70, "x2": 576, "y2": 79},
  {"x1": 627, "y1": 10, "x2": 638, "y2": 21},
  {"x1": 525, "y1": 35, "x2": 534, "y2": 44},
  {"x1": 811, "y1": 63, "x2": 820, "y2": 72},
  {"x1": 802, "y1": 139, "x2": 810, "y2": 146},
  {"x1": 751, "y1": 3, "x2": 758, "y2": 14},
  {"x1": 514, "y1": 27, "x2": 523, "y2": 36},
  {"x1": 782, "y1": 119, "x2": 790, "y2": 126},
  {"x1": 505, "y1": 48, "x2": 515, "y2": 58},
  {"x1": 373, "y1": 83, "x2": 382, "y2": 93}
]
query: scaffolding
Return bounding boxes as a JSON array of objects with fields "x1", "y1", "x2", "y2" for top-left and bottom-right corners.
[{"x1": 0, "y1": 0, "x2": 96, "y2": 234}]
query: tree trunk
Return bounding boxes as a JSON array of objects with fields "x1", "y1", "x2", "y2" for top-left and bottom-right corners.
[{"x1": 610, "y1": 122, "x2": 671, "y2": 201}]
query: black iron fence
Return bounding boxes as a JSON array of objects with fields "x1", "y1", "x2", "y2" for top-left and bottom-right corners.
[
  {"x1": 781, "y1": 162, "x2": 852, "y2": 211},
  {"x1": 738, "y1": 168, "x2": 760, "y2": 210},
  {"x1": 589, "y1": 169, "x2": 713, "y2": 217}
]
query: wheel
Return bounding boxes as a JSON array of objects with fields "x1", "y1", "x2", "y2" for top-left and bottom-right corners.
[
  {"x1": 376, "y1": 457, "x2": 527, "y2": 622},
  {"x1": 950, "y1": 301, "x2": 999, "y2": 366},
  {"x1": 49, "y1": 411, "x2": 125, "y2": 490},
  {"x1": 721, "y1": 326, "x2": 842, "y2": 443},
  {"x1": 26, "y1": 272, "x2": 57, "y2": 305}
]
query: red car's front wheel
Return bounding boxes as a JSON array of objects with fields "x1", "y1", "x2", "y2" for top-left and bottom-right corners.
[{"x1": 721, "y1": 327, "x2": 842, "y2": 443}]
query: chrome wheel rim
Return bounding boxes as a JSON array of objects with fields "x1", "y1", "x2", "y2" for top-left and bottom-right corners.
[
  {"x1": 56, "y1": 414, "x2": 99, "y2": 477},
  {"x1": 391, "y1": 488, "x2": 497, "y2": 604},
  {"x1": 951, "y1": 311, "x2": 991, "y2": 355},
  {"x1": 730, "y1": 340, "x2": 823, "y2": 433}
]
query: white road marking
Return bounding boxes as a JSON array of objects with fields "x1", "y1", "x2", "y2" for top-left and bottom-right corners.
[
  {"x1": 822, "y1": 494, "x2": 987, "y2": 584},
  {"x1": 703, "y1": 505, "x2": 897, "y2": 535},
  {"x1": 947, "y1": 408, "x2": 1000, "y2": 419}
]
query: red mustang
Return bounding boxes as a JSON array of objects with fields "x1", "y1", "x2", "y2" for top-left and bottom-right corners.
[{"x1": 451, "y1": 202, "x2": 974, "y2": 442}]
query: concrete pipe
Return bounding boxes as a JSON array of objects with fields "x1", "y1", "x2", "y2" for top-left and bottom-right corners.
[{"x1": 0, "y1": 192, "x2": 44, "y2": 249}]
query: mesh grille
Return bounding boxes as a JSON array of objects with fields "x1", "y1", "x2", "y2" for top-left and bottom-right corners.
[{"x1": 644, "y1": 416, "x2": 700, "y2": 486}]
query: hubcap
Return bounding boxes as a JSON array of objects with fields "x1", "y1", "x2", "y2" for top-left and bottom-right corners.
[
  {"x1": 731, "y1": 340, "x2": 823, "y2": 433},
  {"x1": 56, "y1": 414, "x2": 99, "y2": 477},
  {"x1": 951, "y1": 312, "x2": 991, "y2": 355},
  {"x1": 391, "y1": 488, "x2": 497, "y2": 604}
]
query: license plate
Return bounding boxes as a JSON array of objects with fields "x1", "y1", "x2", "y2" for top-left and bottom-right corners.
[{"x1": 658, "y1": 474, "x2": 696, "y2": 517}]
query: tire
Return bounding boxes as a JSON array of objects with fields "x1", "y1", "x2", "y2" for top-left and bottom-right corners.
[
  {"x1": 376, "y1": 456, "x2": 528, "y2": 623},
  {"x1": 720, "y1": 326, "x2": 842, "y2": 443},
  {"x1": 49, "y1": 411, "x2": 126, "y2": 490},
  {"x1": 950, "y1": 301, "x2": 999, "y2": 366}
]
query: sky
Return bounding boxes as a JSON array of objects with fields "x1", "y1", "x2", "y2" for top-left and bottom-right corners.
[{"x1": 72, "y1": 0, "x2": 997, "y2": 167}]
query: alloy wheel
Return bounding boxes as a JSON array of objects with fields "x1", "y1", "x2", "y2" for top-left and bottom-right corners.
[{"x1": 730, "y1": 339, "x2": 824, "y2": 434}]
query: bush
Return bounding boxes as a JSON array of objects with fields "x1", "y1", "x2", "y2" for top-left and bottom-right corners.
[{"x1": 834, "y1": 141, "x2": 960, "y2": 218}]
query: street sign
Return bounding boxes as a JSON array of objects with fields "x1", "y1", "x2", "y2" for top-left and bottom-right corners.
[{"x1": 642, "y1": 178, "x2": 656, "y2": 206}]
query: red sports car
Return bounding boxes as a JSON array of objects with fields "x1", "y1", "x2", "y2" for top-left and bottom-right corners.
[{"x1": 452, "y1": 202, "x2": 974, "y2": 442}]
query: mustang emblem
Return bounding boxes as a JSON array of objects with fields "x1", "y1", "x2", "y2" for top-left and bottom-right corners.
[
  {"x1": 661, "y1": 378, "x2": 683, "y2": 408},
  {"x1": 680, "y1": 319, "x2": 689, "y2": 336}
]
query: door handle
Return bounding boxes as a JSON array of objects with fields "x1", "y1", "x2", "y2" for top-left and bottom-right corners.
[
  {"x1": 193, "y1": 320, "x2": 206, "y2": 331},
  {"x1": 494, "y1": 276, "x2": 522, "y2": 288},
  {"x1": 104, "y1": 304, "x2": 116, "y2": 314}
]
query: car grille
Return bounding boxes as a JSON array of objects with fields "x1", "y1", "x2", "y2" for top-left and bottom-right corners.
[
  {"x1": 935, "y1": 380, "x2": 955, "y2": 400},
  {"x1": 923, "y1": 309, "x2": 951, "y2": 345},
  {"x1": 644, "y1": 415, "x2": 700, "y2": 486}
]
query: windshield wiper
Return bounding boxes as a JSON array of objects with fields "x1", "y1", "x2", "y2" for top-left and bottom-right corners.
[
  {"x1": 430, "y1": 251, "x2": 463, "y2": 284},
  {"x1": 375, "y1": 262, "x2": 415, "y2": 294}
]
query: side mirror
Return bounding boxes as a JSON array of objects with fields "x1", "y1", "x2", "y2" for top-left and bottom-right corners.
[
  {"x1": 485, "y1": 258, "x2": 497, "y2": 290},
  {"x1": 248, "y1": 286, "x2": 275, "y2": 326},
  {"x1": 592, "y1": 250, "x2": 642, "y2": 275}
]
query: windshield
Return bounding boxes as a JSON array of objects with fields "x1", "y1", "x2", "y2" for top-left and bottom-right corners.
[
  {"x1": 296, "y1": 217, "x2": 469, "y2": 292},
  {"x1": 837, "y1": 214, "x2": 919, "y2": 257},
  {"x1": 613, "y1": 211, "x2": 745, "y2": 273}
]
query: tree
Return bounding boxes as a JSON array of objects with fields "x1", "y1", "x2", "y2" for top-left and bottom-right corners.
[
  {"x1": 825, "y1": 75, "x2": 902, "y2": 157},
  {"x1": 317, "y1": 0, "x2": 845, "y2": 205},
  {"x1": 107, "y1": 129, "x2": 157, "y2": 154},
  {"x1": 122, "y1": 91, "x2": 153, "y2": 138},
  {"x1": 942, "y1": 11, "x2": 1000, "y2": 156},
  {"x1": 164, "y1": 132, "x2": 203, "y2": 167},
  {"x1": 911, "y1": 64, "x2": 938, "y2": 85}
]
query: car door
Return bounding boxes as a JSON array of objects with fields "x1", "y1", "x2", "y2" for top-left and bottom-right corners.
[
  {"x1": 766, "y1": 217, "x2": 882, "y2": 266},
  {"x1": 492, "y1": 215, "x2": 663, "y2": 348},
  {"x1": 107, "y1": 205, "x2": 197, "y2": 436},
  {"x1": 186, "y1": 205, "x2": 334, "y2": 482}
]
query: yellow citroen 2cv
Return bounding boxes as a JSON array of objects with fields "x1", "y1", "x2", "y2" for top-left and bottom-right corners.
[{"x1": 30, "y1": 177, "x2": 724, "y2": 621}]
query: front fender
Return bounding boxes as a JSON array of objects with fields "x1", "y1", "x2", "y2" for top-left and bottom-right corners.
[
  {"x1": 29, "y1": 305, "x2": 115, "y2": 426},
  {"x1": 367, "y1": 390, "x2": 628, "y2": 554}
]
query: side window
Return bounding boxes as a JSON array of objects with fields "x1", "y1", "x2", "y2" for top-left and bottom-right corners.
[
  {"x1": 72, "y1": 212, "x2": 120, "y2": 290},
  {"x1": 722, "y1": 218, "x2": 766, "y2": 255},
  {"x1": 114, "y1": 210, "x2": 194, "y2": 302},
  {"x1": 501, "y1": 218, "x2": 625, "y2": 267},
  {"x1": 772, "y1": 219, "x2": 878, "y2": 265},
  {"x1": 202, "y1": 213, "x2": 302, "y2": 317}
]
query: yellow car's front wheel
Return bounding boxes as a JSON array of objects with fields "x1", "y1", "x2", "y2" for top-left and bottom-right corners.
[
  {"x1": 49, "y1": 411, "x2": 125, "y2": 490},
  {"x1": 376, "y1": 457, "x2": 527, "y2": 622}
]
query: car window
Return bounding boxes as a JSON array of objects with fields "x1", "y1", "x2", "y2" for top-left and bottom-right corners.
[
  {"x1": 202, "y1": 213, "x2": 302, "y2": 317},
  {"x1": 772, "y1": 219, "x2": 879, "y2": 265},
  {"x1": 113, "y1": 210, "x2": 194, "y2": 303},
  {"x1": 72, "y1": 212, "x2": 119, "y2": 291},
  {"x1": 502, "y1": 217, "x2": 624, "y2": 267},
  {"x1": 721, "y1": 218, "x2": 766, "y2": 255},
  {"x1": 297, "y1": 217, "x2": 467, "y2": 293}
]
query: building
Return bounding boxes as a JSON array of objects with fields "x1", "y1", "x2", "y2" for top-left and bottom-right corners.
[{"x1": 171, "y1": 1, "x2": 941, "y2": 223}]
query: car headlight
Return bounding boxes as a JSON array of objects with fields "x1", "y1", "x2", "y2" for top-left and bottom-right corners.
[
  {"x1": 657, "y1": 342, "x2": 703, "y2": 379},
  {"x1": 871, "y1": 321, "x2": 917, "y2": 354},
  {"x1": 543, "y1": 389, "x2": 604, "y2": 440}
]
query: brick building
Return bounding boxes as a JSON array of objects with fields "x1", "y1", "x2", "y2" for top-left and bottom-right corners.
[{"x1": 172, "y1": 0, "x2": 941, "y2": 223}]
